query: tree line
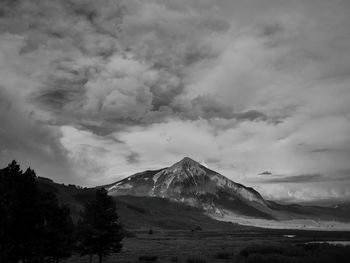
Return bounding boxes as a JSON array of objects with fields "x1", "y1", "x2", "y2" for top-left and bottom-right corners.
[{"x1": 0, "y1": 161, "x2": 125, "y2": 263}]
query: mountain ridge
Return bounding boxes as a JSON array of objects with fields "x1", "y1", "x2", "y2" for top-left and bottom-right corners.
[{"x1": 107, "y1": 157, "x2": 273, "y2": 219}]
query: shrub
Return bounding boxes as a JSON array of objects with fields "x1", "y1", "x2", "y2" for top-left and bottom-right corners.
[
  {"x1": 123, "y1": 229, "x2": 136, "y2": 238},
  {"x1": 246, "y1": 253, "x2": 289, "y2": 263},
  {"x1": 139, "y1": 255, "x2": 158, "y2": 262},
  {"x1": 170, "y1": 255, "x2": 179, "y2": 262},
  {"x1": 239, "y1": 242, "x2": 350, "y2": 263},
  {"x1": 240, "y1": 244, "x2": 286, "y2": 257},
  {"x1": 215, "y1": 251, "x2": 233, "y2": 259},
  {"x1": 194, "y1": 226, "x2": 202, "y2": 231},
  {"x1": 186, "y1": 256, "x2": 206, "y2": 263},
  {"x1": 282, "y1": 246, "x2": 305, "y2": 257}
]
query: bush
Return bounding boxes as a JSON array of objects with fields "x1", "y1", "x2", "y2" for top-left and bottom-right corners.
[
  {"x1": 139, "y1": 255, "x2": 158, "y2": 262},
  {"x1": 240, "y1": 244, "x2": 287, "y2": 257},
  {"x1": 215, "y1": 251, "x2": 233, "y2": 259},
  {"x1": 170, "y1": 256, "x2": 179, "y2": 262},
  {"x1": 246, "y1": 253, "x2": 289, "y2": 263},
  {"x1": 186, "y1": 256, "x2": 206, "y2": 263},
  {"x1": 283, "y1": 246, "x2": 305, "y2": 257},
  {"x1": 239, "y1": 242, "x2": 350, "y2": 263},
  {"x1": 123, "y1": 229, "x2": 136, "y2": 238}
]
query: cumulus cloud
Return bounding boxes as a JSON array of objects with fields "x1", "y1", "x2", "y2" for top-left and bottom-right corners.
[{"x1": 1, "y1": 0, "x2": 350, "y2": 201}]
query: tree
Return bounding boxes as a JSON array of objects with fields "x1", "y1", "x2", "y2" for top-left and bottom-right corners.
[
  {"x1": 0, "y1": 161, "x2": 74, "y2": 263},
  {"x1": 0, "y1": 161, "x2": 39, "y2": 263},
  {"x1": 78, "y1": 189, "x2": 124, "y2": 263},
  {"x1": 38, "y1": 192, "x2": 75, "y2": 263}
]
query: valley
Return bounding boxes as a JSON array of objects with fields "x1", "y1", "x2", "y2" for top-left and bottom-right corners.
[{"x1": 65, "y1": 228, "x2": 350, "y2": 263}]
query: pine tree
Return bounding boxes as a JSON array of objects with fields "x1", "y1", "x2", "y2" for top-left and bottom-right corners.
[
  {"x1": 78, "y1": 189, "x2": 124, "y2": 263},
  {"x1": 38, "y1": 191, "x2": 75, "y2": 263},
  {"x1": 0, "y1": 161, "x2": 39, "y2": 263},
  {"x1": 0, "y1": 161, "x2": 74, "y2": 263}
]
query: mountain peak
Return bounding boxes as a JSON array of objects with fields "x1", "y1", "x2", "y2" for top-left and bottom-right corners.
[{"x1": 174, "y1": 157, "x2": 200, "y2": 168}]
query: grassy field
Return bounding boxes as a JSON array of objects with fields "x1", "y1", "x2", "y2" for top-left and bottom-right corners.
[{"x1": 64, "y1": 228, "x2": 350, "y2": 263}]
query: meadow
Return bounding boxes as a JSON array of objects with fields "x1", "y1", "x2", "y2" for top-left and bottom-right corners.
[{"x1": 65, "y1": 228, "x2": 350, "y2": 263}]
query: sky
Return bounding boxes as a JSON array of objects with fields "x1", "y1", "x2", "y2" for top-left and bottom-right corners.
[{"x1": 1, "y1": 0, "x2": 350, "y2": 203}]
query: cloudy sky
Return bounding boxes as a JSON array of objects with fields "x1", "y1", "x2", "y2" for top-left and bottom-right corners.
[{"x1": 1, "y1": 0, "x2": 350, "y2": 203}]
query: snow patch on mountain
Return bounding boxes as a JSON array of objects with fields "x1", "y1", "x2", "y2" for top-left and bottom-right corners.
[{"x1": 116, "y1": 183, "x2": 133, "y2": 189}]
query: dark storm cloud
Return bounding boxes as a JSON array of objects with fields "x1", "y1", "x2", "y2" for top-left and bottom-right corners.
[
  {"x1": 309, "y1": 148, "x2": 337, "y2": 153},
  {"x1": 0, "y1": 0, "x2": 240, "y2": 136},
  {"x1": 254, "y1": 172, "x2": 350, "y2": 184},
  {"x1": 234, "y1": 110, "x2": 268, "y2": 122},
  {"x1": 148, "y1": 71, "x2": 185, "y2": 112},
  {"x1": 0, "y1": 89, "x2": 76, "y2": 183},
  {"x1": 34, "y1": 85, "x2": 85, "y2": 112},
  {"x1": 190, "y1": 95, "x2": 235, "y2": 119},
  {"x1": 170, "y1": 96, "x2": 273, "y2": 123},
  {"x1": 1, "y1": 0, "x2": 350, "y2": 197},
  {"x1": 125, "y1": 151, "x2": 140, "y2": 164},
  {"x1": 261, "y1": 22, "x2": 284, "y2": 37},
  {"x1": 0, "y1": 0, "x2": 239, "y2": 185},
  {"x1": 259, "y1": 171, "x2": 272, "y2": 175},
  {"x1": 261, "y1": 173, "x2": 324, "y2": 183}
]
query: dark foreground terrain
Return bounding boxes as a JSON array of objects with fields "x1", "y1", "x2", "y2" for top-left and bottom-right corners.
[
  {"x1": 65, "y1": 228, "x2": 350, "y2": 263},
  {"x1": 36, "y1": 176, "x2": 350, "y2": 263}
]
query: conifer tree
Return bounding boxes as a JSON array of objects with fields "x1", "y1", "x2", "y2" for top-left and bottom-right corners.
[
  {"x1": 78, "y1": 189, "x2": 124, "y2": 263},
  {"x1": 0, "y1": 161, "x2": 74, "y2": 263},
  {"x1": 38, "y1": 191, "x2": 75, "y2": 263}
]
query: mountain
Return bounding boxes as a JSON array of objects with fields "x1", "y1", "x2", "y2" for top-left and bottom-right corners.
[
  {"x1": 105, "y1": 157, "x2": 350, "y2": 223},
  {"x1": 107, "y1": 157, "x2": 274, "y2": 219}
]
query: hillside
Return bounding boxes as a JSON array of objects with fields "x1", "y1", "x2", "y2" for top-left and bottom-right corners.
[{"x1": 36, "y1": 177, "x2": 246, "y2": 231}]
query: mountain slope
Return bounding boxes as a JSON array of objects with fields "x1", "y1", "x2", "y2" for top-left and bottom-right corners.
[
  {"x1": 36, "y1": 177, "x2": 247, "y2": 230},
  {"x1": 107, "y1": 157, "x2": 274, "y2": 219},
  {"x1": 115, "y1": 195, "x2": 251, "y2": 231}
]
